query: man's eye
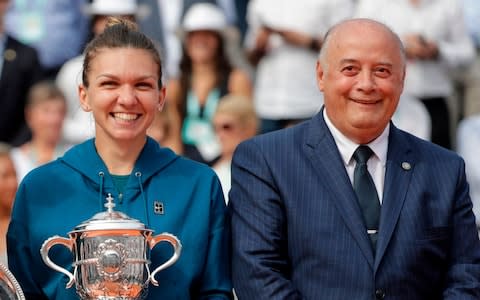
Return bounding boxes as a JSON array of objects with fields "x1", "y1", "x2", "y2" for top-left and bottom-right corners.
[
  {"x1": 375, "y1": 68, "x2": 391, "y2": 77},
  {"x1": 342, "y1": 66, "x2": 358, "y2": 75}
]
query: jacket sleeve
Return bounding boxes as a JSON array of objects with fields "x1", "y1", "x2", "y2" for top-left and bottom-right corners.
[
  {"x1": 7, "y1": 183, "x2": 48, "y2": 299},
  {"x1": 229, "y1": 140, "x2": 302, "y2": 299},
  {"x1": 443, "y1": 159, "x2": 480, "y2": 299},
  {"x1": 198, "y1": 174, "x2": 233, "y2": 300}
]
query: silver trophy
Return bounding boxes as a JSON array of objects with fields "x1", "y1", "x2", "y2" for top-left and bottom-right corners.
[
  {"x1": 0, "y1": 263, "x2": 25, "y2": 300},
  {"x1": 40, "y1": 194, "x2": 182, "y2": 299}
]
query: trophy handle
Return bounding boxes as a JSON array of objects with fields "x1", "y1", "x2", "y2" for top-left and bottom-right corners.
[
  {"x1": 148, "y1": 233, "x2": 182, "y2": 286},
  {"x1": 40, "y1": 236, "x2": 75, "y2": 288}
]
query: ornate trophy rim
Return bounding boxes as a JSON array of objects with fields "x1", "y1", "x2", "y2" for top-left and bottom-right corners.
[{"x1": 72, "y1": 194, "x2": 151, "y2": 232}]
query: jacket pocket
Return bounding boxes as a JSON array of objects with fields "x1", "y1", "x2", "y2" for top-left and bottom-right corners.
[{"x1": 417, "y1": 226, "x2": 450, "y2": 242}]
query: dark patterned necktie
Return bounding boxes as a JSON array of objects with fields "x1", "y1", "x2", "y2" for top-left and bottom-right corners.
[{"x1": 353, "y1": 145, "x2": 381, "y2": 251}]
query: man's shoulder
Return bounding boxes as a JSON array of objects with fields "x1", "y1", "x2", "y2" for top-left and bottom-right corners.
[
  {"x1": 393, "y1": 127, "x2": 461, "y2": 162},
  {"x1": 242, "y1": 121, "x2": 310, "y2": 149}
]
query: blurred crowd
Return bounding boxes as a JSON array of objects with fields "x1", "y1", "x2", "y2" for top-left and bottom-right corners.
[{"x1": 0, "y1": 0, "x2": 480, "y2": 243}]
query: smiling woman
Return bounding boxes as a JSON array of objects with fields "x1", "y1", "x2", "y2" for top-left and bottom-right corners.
[{"x1": 7, "y1": 17, "x2": 232, "y2": 300}]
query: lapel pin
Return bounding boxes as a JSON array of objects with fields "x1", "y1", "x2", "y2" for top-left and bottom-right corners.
[
  {"x1": 4, "y1": 49, "x2": 16, "y2": 61},
  {"x1": 153, "y1": 201, "x2": 164, "y2": 215},
  {"x1": 401, "y1": 162, "x2": 411, "y2": 171}
]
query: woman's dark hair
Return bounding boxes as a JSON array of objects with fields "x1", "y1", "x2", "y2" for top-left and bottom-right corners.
[{"x1": 82, "y1": 17, "x2": 163, "y2": 87}]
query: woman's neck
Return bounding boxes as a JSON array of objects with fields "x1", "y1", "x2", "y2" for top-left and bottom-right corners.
[{"x1": 95, "y1": 136, "x2": 146, "y2": 175}]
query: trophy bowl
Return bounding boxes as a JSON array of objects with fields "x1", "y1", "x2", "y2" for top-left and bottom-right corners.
[{"x1": 40, "y1": 194, "x2": 182, "y2": 300}]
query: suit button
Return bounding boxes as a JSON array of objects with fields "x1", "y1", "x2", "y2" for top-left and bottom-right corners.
[{"x1": 375, "y1": 289, "x2": 385, "y2": 299}]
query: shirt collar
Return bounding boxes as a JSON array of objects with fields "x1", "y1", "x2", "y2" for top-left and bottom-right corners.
[{"x1": 323, "y1": 109, "x2": 389, "y2": 166}]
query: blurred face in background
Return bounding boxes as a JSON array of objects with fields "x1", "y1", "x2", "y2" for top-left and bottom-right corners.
[
  {"x1": 213, "y1": 112, "x2": 256, "y2": 157},
  {"x1": 26, "y1": 97, "x2": 67, "y2": 144},
  {"x1": 0, "y1": 154, "x2": 17, "y2": 214},
  {"x1": 185, "y1": 30, "x2": 221, "y2": 63}
]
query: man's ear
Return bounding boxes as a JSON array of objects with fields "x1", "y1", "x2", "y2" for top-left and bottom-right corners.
[
  {"x1": 316, "y1": 60, "x2": 326, "y2": 92},
  {"x1": 78, "y1": 84, "x2": 91, "y2": 112}
]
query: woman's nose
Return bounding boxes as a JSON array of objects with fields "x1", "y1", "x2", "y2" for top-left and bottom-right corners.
[{"x1": 118, "y1": 85, "x2": 137, "y2": 105}]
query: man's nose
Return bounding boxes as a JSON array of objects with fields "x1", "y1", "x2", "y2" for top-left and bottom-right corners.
[{"x1": 357, "y1": 71, "x2": 376, "y2": 93}]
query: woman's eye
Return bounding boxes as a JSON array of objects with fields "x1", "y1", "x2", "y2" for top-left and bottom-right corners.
[
  {"x1": 136, "y1": 82, "x2": 155, "y2": 90},
  {"x1": 100, "y1": 81, "x2": 117, "y2": 87}
]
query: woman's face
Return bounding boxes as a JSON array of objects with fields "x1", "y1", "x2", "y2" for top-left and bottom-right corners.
[
  {"x1": 185, "y1": 30, "x2": 221, "y2": 63},
  {"x1": 26, "y1": 98, "x2": 66, "y2": 144},
  {"x1": 0, "y1": 155, "x2": 17, "y2": 213},
  {"x1": 79, "y1": 48, "x2": 165, "y2": 144}
]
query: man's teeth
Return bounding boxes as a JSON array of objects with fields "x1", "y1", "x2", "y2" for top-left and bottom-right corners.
[{"x1": 113, "y1": 113, "x2": 138, "y2": 121}]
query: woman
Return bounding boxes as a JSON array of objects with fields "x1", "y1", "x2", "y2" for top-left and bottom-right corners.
[
  {"x1": 0, "y1": 143, "x2": 17, "y2": 266},
  {"x1": 11, "y1": 80, "x2": 69, "y2": 182},
  {"x1": 7, "y1": 18, "x2": 232, "y2": 299},
  {"x1": 212, "y1": 95, "x2": 258, "y2": 203},
  {"x1": 166, "y1": 3, "x2": 252, "y2": 165}
]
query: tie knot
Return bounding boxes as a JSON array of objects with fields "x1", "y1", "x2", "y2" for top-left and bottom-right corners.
[{"x1": 353, "y1": 145, "x2": 374, "y2": 164}]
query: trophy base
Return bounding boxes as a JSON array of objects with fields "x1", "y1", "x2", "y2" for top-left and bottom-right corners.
[{"x1": 79, "y1": 283, "x2": 146, "y2": 300}]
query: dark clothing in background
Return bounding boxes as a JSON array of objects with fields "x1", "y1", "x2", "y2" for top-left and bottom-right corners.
[{"x1": 0, "y1": 36, "x2": 44, "y2": 146}]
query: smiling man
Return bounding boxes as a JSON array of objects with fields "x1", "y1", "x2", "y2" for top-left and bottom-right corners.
[{"x1": 229, "y1": 18, "x2": 480, "y2": 299}]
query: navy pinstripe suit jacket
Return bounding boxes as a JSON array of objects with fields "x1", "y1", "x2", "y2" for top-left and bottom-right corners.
[{"x1": 229, "y1": 111, "x2": 480, "y2": 299}]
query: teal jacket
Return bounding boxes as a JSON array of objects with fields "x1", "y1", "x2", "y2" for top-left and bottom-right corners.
[{"x1": 7, "y1": 138, "x2": 232, "y2": 299}]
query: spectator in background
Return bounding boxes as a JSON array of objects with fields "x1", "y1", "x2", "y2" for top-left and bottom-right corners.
[
  {"x1": 56, "y1": 0, "x2": 138, "y2": 146},
  {"x1": 457, "y1": 0, "x2": 480, "y2": 118},
  {"x1": 0, "y1": 0, "x2": 44, "y2": 147},
  {"x1": 11, "y1": 81, "x2": 68, "y2": 183},
  {"x1": 147, "y1": 107, "x2": 173, "y2": 147},
  {"x1": 4, "y1": 0, "x2": 89, "y2": 78},
  {"x1": 234, "y1": 0, "x2": 250, "y2": 41},
  {"x1": 166, "y1": 3, "x2": 252, "y2": 165},
  {"x1": 0, "y1": 143, "x2": 17, "y2": 266},
  {"x1": 244, "y1": 0, "x2": 354, "y2": 134},
  {"x1": 392, "y1": 95, "x2": 431, "y2": 141},
  {"x1": 457, "y1": 115, "x2": 480, "y2": 234},
  {"x1": 137, "y1": 0, "x2": 239, "y2": 80},
  {"x1": 212, "y1": 94, "x2": 257, "y2": 203},
  {"x1": 355, "y1": 0, "x2": 476, "y2": 149}
]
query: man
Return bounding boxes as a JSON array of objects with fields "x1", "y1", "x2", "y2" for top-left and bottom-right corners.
[
  {"x1": 0, "y1": 0, "x2": 44, "y2": 146},
  {"x1": 229, "y1": 18, "x2": 480, "y2": 299}
]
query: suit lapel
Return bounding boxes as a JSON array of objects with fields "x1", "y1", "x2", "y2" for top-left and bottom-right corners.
[
  {"x1": 374, "y1": 125, "x2": 415, "y2": 271},
  {"x1": 304, "y1": 112, "x2": 375, "y2": 267},
  {"x1": 1, "y1": 37, "x2": 20, "y2": 84}
]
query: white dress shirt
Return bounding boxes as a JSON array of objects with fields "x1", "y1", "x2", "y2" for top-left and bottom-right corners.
[{"x1": 324, "y1": 110, "x2": 389, "y2": 204}]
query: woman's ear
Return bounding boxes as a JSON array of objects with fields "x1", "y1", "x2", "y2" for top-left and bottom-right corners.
[
  {"x1": 157, "y1": 86, "x2": 167, "y2": 111},
  {"x1": 78, "y1": 84, "x2": 91, "y2": 112}
]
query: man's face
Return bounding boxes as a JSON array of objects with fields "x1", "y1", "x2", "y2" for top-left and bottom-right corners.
[{"x1": 316, "y1": 21, "x2": 406, "y2": 144}]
